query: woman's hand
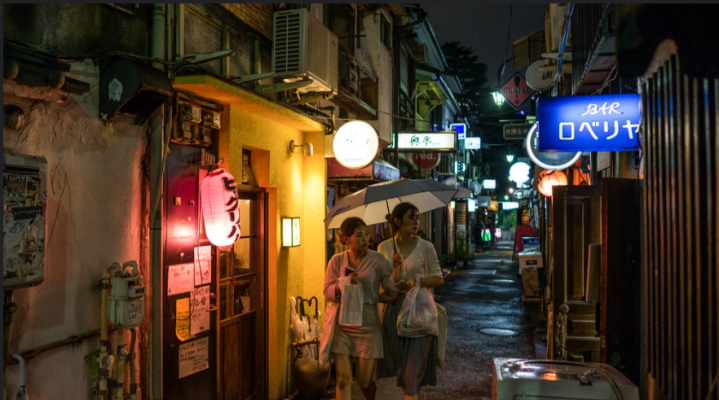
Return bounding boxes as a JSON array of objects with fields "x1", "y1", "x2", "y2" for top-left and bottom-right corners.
[
  {"x1": 350, "y1": 272, "x2": 359, "y2": 285},
  {"x1": 405, "y1": 277, "x2": 417, "y2": 289},
  {"x1": 379, "y1": 290, "x2": 398, "y2": 304}
]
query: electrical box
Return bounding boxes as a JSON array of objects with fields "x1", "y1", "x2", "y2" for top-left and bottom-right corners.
[
  {"x1": 109, "y1": 261, "x2": 146, "y2": 328},
  {"x1": 3, "y1": 150, "x2": 47, "y2": 290},
  {"x1": 172, "y1": 100, "x2": 220, "y2": 147}
]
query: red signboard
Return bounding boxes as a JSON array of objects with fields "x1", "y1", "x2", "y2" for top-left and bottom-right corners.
[
  {"x1": 499, "y1": 72, "x2": 535, "y2": 109},
  {"x1": 411, "y1": 152, "x2": 441, "y2": 170}
]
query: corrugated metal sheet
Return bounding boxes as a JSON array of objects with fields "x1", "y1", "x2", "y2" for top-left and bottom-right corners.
[{"x1": 513, "y1": 30, "x2": 545, "y2": 71}]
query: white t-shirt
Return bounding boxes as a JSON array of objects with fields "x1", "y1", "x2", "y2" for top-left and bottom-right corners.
[{"x1": 377, "y1": 237, "x2": 443, "y2": 281}]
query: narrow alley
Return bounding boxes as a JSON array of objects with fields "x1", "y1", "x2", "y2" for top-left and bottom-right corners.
[{"x1": 349, "y1": 245, "x2": 542, "y2": 399}]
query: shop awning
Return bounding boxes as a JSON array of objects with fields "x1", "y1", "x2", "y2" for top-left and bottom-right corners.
[
  {"x1": 172, "y1": 73, "x2": 326, "y2": 133},
  {"x1": 327, "y1": 157, "x2": 400, "y2": 182}
]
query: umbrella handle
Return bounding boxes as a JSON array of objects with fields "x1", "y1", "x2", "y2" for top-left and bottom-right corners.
[
  {"x1": 296, "y1": 296, "x2": 305, "y2": 317},
  {"x1": 309, "y1": 296, "x2": 319, "y2": 319}
]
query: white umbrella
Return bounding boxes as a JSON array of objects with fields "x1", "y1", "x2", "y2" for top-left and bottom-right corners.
[
  {"x1": 290, "y1": 297, "x2": 311, "y2": 357},
  {"x1": 324, "y1": 179, "x2": 458, "y2": 229}
]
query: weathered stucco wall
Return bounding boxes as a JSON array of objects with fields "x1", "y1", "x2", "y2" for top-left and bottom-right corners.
[
  {"x1": 3, "y1": 60, "x2": 148, "y2": 399},
  {"x1": 228, "y1": 107, "x2": 326, "y2": 399},
  {"x1": 357, "y1": 7, "x2": 394, "y2": 144}
]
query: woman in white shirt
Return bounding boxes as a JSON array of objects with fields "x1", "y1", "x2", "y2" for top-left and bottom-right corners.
[
  {"x1": 321, "y1": 217, "x2": 397, "y2": 400},
  {"x1": 377, "y1": 202, "x2": 444, "y2": 400}
]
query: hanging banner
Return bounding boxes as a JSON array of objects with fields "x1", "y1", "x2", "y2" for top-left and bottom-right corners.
[{"x1": 537, "y1": 94, "x2": 641, "y2": 152}]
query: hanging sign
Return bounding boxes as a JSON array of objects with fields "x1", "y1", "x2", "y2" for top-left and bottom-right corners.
[
  {"x1": 537, "y1": 94, "x2": 641, "y2": 152},
  {"x1": 411, "y1": 152, "x2": 441, "y2": 170},
  {"x1": 449, "y1": 123, "x2": 467, "y2": 140},
  {"x1": 465, "y1": 137, "x2": 481, "y2": 149},
  {"x1": 333, "y1": 121, "x2": 380, "y2": 169},
  {"x1": 389, "y1": 132, "x2": 457, "y2": 151},
  {"x1": 499, "y1": 72, "x2": 535, "y2": 109}
]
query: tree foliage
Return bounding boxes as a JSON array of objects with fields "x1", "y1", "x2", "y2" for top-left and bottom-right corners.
[{"x1": 441, "y1": 41, "x2": 490, "y2": 120}]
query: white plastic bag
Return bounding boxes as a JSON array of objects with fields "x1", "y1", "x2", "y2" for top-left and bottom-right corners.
[
  {"x1": 396, "y1": 284, "x2": 438, "y2": 337},
  {"x1": 338, "y1": 276, "x2": 364, "y2": 326}
]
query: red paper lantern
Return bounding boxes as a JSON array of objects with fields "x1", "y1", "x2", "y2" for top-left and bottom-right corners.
[
  {"x1": 200, "y1": 169, "x2": 241, "y2": 247},
  {"x1": 538, "y1": 170, "x2": 568, "y2": 197}
]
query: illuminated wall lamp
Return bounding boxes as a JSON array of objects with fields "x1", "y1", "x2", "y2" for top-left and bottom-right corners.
[
  {"x1": 282, "y1": 217, "x2": 300, "y2": 247},
  {"x1": 289, "y1": 140, "x2": 314, "y2": 156}
]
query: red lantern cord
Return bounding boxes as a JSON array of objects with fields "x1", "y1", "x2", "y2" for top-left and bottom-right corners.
[{"x1": 200, "y1": 168, "x2": 241, "y2": 247}]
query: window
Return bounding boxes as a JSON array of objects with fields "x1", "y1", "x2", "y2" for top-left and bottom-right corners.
[
  {"x1": 323, "y1": 4, "x2": 355, "y2": 56},
  {"x1": 380, "y1": 15, "x2": 391, "y2": 50}
]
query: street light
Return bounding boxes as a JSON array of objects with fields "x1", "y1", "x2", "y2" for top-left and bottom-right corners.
[{"x1": 491, "y1": 91, "x2": 505, "y2": 108}]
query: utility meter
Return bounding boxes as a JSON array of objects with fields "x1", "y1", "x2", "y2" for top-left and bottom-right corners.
[{"x1": 109, "y1": 261, "x2": 146, "y2": 328}]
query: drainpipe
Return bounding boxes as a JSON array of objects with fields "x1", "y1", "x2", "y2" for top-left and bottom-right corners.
[
  {"x1": 11, "y1": 354, "x2": 28, "y2": 400},
  {"x1": 150, "y1": 5, "x2": 167, "y2": 400},
  {"x1": 152, "y1": 4, "x2": 167, "y2": 71}
]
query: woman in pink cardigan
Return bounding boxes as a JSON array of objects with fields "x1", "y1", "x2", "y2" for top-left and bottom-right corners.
[{"x1": 320, "y1": 217, "x2": 397, "y2": 400}]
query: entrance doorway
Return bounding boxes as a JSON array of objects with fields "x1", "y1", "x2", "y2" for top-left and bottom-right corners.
[{"x1": 219, "y1": 187, "x2": 267, "y2": 400}]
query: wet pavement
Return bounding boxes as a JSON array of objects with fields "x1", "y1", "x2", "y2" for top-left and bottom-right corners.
[{"x1": 344, "y1": 245, "x2": 543, "y2": 400}]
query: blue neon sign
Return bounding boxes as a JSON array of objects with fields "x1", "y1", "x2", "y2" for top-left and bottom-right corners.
[
  {"x1": 450, "y1": 123, "x2": 466, "y2": 140},
  {"x1": 537, "y1": 94, "x2": 641, "y2": 152}
]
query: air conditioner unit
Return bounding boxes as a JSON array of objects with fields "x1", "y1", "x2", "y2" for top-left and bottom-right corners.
[{"x1": 273, "y1": 9, "x2": 338, "y2": 95}]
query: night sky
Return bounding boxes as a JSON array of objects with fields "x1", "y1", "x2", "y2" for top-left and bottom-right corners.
[
  {"x1": 418, "y1": 3, "x2": 548, "y2": 88},
  {"x1": 418, "y1": 3, "x2": 547, "y2": 193}
]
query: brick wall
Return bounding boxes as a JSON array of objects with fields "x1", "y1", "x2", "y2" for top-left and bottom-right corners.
[{"x1": 221, "y1": 3, "x2": 273, "y2": 39}]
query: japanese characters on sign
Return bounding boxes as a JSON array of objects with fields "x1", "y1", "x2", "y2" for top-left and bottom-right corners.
[
  {"x1": 499, "y1": 72, "x2": 535, "y2": 109},
  {"x1": 389, "y1": 132, "x2": 457, "y2": 152},
  {"x1": 537, "y1": 94, "x2": 641, "y2": 152}
]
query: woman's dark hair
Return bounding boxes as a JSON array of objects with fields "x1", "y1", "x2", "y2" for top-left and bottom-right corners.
[
  {"x1": 337, "y1": 217, "x2": 368, "y2": 245},
  {"x1": 385, "y1": 202, "x2": 419, "y2": 232}
]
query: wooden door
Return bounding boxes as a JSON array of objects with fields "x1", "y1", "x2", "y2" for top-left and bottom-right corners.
[
  {"x1": 163, "y1": 144, "x2": 219, "y2": 399},
  {"x1": 219, "y1": 187, "x2": 267, "y2": 400},
  {"x1": 551, "y1": 185, "x2": 601, "y2": 361}
]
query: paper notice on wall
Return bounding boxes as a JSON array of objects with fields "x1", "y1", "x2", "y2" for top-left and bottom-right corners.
[
  {"x1": 194, "y1": 245, "x2": 211, "y2": 286},
  {"x1": 178, "y1": 336, "x2": 209, "y2": 379},
  {"x1": 190, "y1": 285, "x2": 210, "y2": 335},
  {"x1": 168, "y1": 263, "x2": 194, "y2": 295},
  {"x1": 175, "y1": 298, "x2": 195, "y2": 341}
]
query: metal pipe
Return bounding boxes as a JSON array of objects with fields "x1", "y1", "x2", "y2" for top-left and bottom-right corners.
[
  {"x1": 4, "y1": 327, "x2": 116, "y2": 365},
  {"x1": 114, "y1": 325, "x2": 126, "y2": 400},
  {"x1": 151, "y1": 4, "x2": 166, "y2": 71},
  {"x1": 100, "y1": 264, "x2": 119, "y2": 400},
  {"x1": 127, "y1": 328, "x2": 138, "y2": 400}
]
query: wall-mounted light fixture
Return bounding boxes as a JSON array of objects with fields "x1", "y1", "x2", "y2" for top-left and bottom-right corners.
[
  {"x1": 289, "y1": 140, "x2": 313, "y2": 156},
  {"x1": 282, "y1": 217, "x2": 300, "y2": 247},
  {"x1": 450, "y1": 201, "x2": 456, "y2": 209},
  {"x1": 506, "y1": 154, "x2": 515, "y2": 163}
]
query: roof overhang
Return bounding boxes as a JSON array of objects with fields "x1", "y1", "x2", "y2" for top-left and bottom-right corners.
[{"x1": 173, "y1": 73, "x2": 326, "y2": 132}]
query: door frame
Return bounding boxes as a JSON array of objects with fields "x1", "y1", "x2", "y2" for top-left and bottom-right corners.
[{"x1": 218, "y1": 184, "x2": 268, "y2": 400}]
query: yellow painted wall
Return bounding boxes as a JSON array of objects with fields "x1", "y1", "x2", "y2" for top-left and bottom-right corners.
[{"x1": 227, "y1": 107, "x2": 327, "y2": 400}]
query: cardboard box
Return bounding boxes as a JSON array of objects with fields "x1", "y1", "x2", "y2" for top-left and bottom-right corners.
[{"x1": 518, "y1": 251, "x2": 543, "y2": 269}]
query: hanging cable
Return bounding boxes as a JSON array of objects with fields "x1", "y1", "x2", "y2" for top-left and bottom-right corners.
[{"x1": 498, "y1": 4, "x2": 514, "y2": 85}]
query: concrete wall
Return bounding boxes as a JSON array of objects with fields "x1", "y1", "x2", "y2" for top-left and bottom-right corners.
[
  {"x1": 227, "y1": 107, "x2": 326, "y2": 400},
  {"x1": 3, "y1": 3, "x2": 150, "y2": 56},
  {"x1": 356, "y1": 6, "x2": 394, "y2": 144},
  {"x1": 3, "y1": 61, "x2": 148, "y2": 399}
]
